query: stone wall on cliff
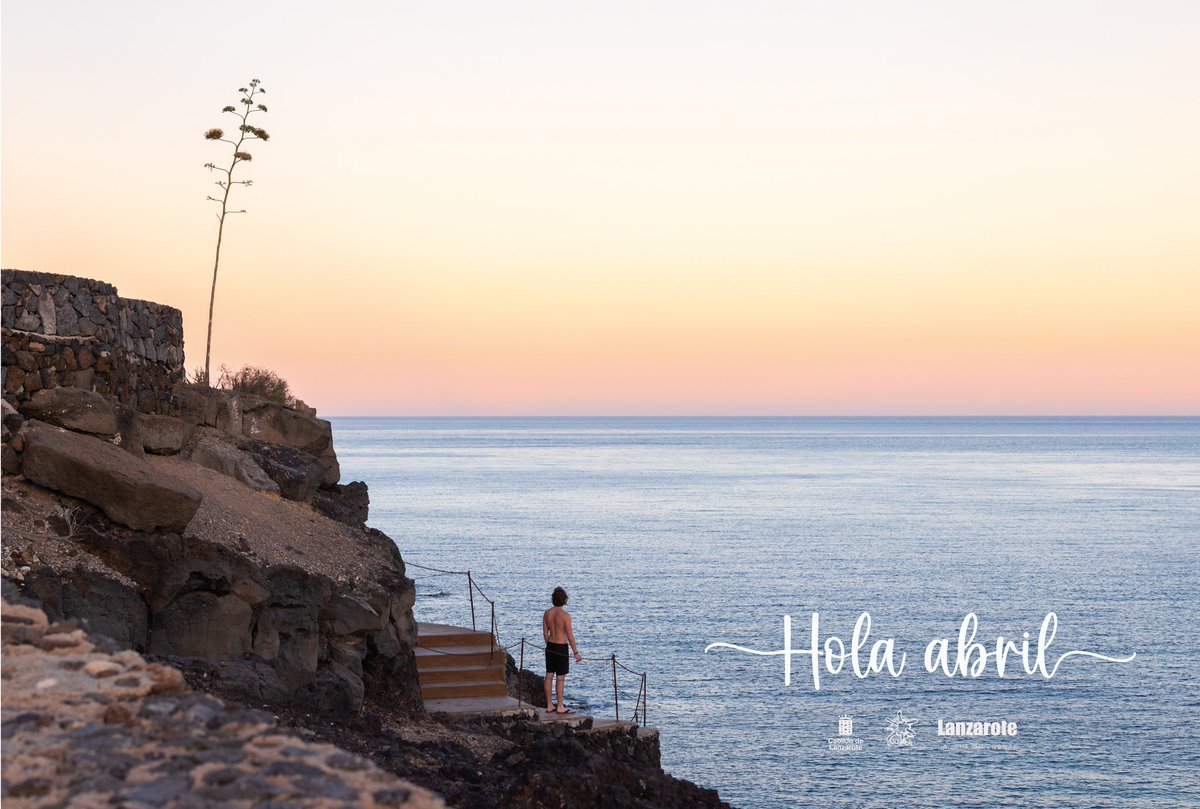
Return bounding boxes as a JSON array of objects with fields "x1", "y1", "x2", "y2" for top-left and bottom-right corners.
[{"x1": 2, "y1": 269, "x2": 184, "y2": 414}]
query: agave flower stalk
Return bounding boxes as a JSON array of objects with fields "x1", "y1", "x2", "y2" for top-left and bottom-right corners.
[{"x1": 202, "y1": 78, "x2": 270, "y2": 383}]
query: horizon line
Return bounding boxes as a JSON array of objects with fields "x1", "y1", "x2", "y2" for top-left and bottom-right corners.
[{"x1": 322, "y1": 413, "x2": 1200, "y2": 420}]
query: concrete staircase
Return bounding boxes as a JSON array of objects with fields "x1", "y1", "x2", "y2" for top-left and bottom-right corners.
[
  {"x1": 416, "y1": 622, "x2": 509, "y2": 708},
  {"x1": 415, "y1": 622, "x2": 653, "y2": 738}
]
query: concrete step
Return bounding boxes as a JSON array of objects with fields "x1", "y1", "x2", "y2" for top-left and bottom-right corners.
[
  {"x1": 421, "y1": 679, "x2": 509, "y2": 700},
  {"x1": 418, "y1": 662, "x2": 506, "y2": 684},
  {"x1": 417, "y1": 622, "x2": 495, "y2": 647},
  {"x1": 587, "y1": 719, "x2": 658, "y2": 739},
  {"x1": 423, "y1": 695, "x2": 537, "y2": 717},
  {"x1": 536, "y1": 707, "x2": 593, "y2": 728},
  {"x1": 415, "y1": 644, "x2": 502, "y2": 669},
  {"x1": 416, "y1": 623, "x2": 510, "y2": 703}
]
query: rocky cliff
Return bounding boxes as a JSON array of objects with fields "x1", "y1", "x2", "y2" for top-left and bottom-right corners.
[
  {"x1": 1, "y1": 269, "x2": 731, "y2": 808},
  {"x1": 1, "y1": 269, "x2": 421, "y2": 717}
]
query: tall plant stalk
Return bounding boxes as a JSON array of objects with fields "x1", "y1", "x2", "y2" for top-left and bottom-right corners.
[{"x1": 202, "y1": 78, "x2": 270, "y2": 383}]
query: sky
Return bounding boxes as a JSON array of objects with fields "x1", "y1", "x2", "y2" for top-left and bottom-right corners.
[{"x1": 3, "y1": 1, "x2": 1198, "y2": 416}]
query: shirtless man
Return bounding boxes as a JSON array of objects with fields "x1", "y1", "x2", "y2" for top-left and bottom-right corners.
[{"x1": 543, "y1": 586, "x2": 582, "y2": 714}]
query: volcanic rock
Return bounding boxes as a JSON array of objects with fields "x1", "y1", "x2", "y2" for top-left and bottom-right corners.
[
  {"x1": 19, "y1": 386, "x2": 117, "y2": 435},
  {"x1": 20, "y1": 420, "x2": 202, "y2": 532}
]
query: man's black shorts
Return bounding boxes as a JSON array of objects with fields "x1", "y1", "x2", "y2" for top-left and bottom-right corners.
[{"x1": 546, "y1": 642, "x2": 570, "y2": 675}]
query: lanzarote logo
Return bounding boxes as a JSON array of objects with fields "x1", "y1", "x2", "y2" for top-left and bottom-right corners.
[
  {"x1": 937, "y1": 718, "x2": 1017, "y2": 738},
  {"x1": 935, "y1": 717, "x2": 1018, "y2": 750},
  {"x1": 828, "y1": 714, "x2": 863, "y2": 751},
  {"x1": 885, "y1": 709, "x2": 916, "y2": 748}
]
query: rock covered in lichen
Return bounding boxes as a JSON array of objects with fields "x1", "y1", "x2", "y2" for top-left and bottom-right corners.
[{"x1": 0, "y1": 592, "x2": 443, "y2": 808}]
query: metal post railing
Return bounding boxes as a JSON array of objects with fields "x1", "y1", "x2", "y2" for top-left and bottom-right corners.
[
  {"x1": 517, "y1": 638, "x2": 526, "y2": 709},
  {"x1": 611, "y1": 654, "x2": 620, "y2": 721},
  {"x1": 642, "y1": 672, "x2": 648, "y2": 726},
  {"x1": 467, "y1": 570, "x2": 476, "y2": 631},
  {"x1": 490, "y1": 602, "x2": 497, "y2": 658},
  {"x1": 404, "y1": 561, "x2": 650, "y2": 725}
]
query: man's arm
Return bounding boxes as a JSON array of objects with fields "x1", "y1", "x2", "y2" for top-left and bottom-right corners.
[
  {"x1": 542, "y1": 610, "x2": 551, "y2": 643},
  {"x1": 566, "y1": 613, "x2": 581, "y2": 661}
]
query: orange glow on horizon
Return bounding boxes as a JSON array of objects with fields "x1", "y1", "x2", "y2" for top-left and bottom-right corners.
[{"x1": 3, "y1": 2, "x2": 1198, "y2": 415}]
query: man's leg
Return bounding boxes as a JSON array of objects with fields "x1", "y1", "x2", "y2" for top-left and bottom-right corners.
[
  {"x1": 544, "y1": 673, "x2": 554, "y2": 710},
  {"x1": 556, "y1": 675, "x2": 565, "y2": 711}
]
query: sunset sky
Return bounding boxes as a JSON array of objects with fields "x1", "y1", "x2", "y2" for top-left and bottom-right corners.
[{"x1": 3, "y1": 1, "x2": 1197, "y2": 415}]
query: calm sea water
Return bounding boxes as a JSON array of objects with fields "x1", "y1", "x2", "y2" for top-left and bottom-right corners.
[{"x1": 329, "y1": 417, "x2": 1200, "y2": 809}]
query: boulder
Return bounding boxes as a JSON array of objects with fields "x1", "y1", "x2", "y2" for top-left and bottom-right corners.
[
  {"x1": 2, "y1": 426, "x2": 23, "y2": 475},
  {"x1": 138, "y1": 413, "x2": 193, "y2": 454},
  {"x1": 1, "y1": 398, "x2": 22, "y2": 457},
  {"x1": 170, "y1": 657, "x2": 292, "y2": 706},
  {"x1": 242, "y1": 402, "x2": 332, "y2": 455},
  {"x1": 174, "y1": 385, "x2": 243, "y2": 433},
  {"x1": 318, "y1": 442, "x2": 341, "y2": 486},
  {"x1": 149, "y1": 590, "x2": 253, "y2": 660},
  {"x1": 235, "y1": 437, "x2": 325, "y2": 502},
  {"x1": 2, "y1": 397, "x2": 22, "y2": 434},
  {"x1": 20, "y1": 421, "x2": 202, "y2": 533},
  {"x1": 251, "y1": 567, "x2": 328, "y2": 688},
  {"x1": 205, "y1": 389, "x2": 243, "y2": 436},
  {"x1": 325, "y1": 592, "x2": 385, "y2": 636},
  {"x1": 312, "y1": 481, "x2": 369, "y2": 528},
  {"x1": 188, "y1": 435, "x2": 280, "y2": 494},
  {"x1": 20, "y1": 386, "x2": 117, "y2": 435},
  {"x1": 174, "y1": 385, "x2": 210, "y2": 426},
  {"x1": 327, "y1": 637, "x2": 365, "y2": 678},
  {"x1": 22, "y1": 567, "x2": 150, "y2": 651},
  {"x1": 315, "y1": 660, "x2": 365, "y2": 714},
  {"x1": 369, "y1": 625, "x2": 403, "y2": 659},
  {"x1": 113, "y1": 403, "x2": 145, "y2": 458},
  {"x1": 259, "y1": 610, "x2": 322, "y2": 689}
]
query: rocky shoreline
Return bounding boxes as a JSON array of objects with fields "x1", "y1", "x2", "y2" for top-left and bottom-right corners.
[
  {"x1": 173, "y1": 660, "x2": 727, "y2": 809},
  {"x1": 1, "y1": 269, "x2": 732, "y2": 808}
]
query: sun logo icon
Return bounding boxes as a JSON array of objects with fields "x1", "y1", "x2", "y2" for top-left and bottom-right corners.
[{"x1": 885, "y1": 709, "x2": 916, "y2": 748}]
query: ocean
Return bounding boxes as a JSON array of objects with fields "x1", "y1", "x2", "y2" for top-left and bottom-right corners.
[{"x1": 329, "y1": 417, "x2": 1200, "y2": 809}]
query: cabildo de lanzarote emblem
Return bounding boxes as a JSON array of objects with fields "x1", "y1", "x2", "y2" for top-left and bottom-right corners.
[{"x1": 828, "y1": 715, "x2": 863, "y2": 751}]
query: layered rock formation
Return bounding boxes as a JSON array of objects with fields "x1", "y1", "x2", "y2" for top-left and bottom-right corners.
[{"x1": 2, "y1": 436, "x2": 416, "y2": 717}]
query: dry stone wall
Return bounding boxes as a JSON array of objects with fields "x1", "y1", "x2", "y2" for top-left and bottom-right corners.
[{"x1": 1, "y1": 269, "x2": 184, "y2": 414}]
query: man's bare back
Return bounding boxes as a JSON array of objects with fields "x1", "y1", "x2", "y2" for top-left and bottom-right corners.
[{"x1": 543, "y1": 606, "x2": 574, "y2": 645}]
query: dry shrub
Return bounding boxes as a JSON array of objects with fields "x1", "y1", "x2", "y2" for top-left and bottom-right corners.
[{"x1": 216, "y1": 364, "x2": 293, "y2": 406}]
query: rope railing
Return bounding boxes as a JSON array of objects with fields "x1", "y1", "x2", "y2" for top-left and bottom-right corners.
[
  {"x1": 515, "y1": 637, "x2": 649, "y2": 727},
  {"x1": 406, "y1": 560, "x2": 648, "y2": 726},
  {"x1": 405, "y1": 560, "x2": 499, "y2": 659}
]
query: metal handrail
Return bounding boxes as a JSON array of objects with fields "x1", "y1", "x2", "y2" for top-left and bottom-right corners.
[
  {"x1": 515, "y1": 637, "x2": 649, "y2": 726},
  {"x1": 406, "y1": 561, "x2": 500, "y2": 658},
  {"x1": 406, "y1": 561, "x2": 648, "y2": 724}
]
